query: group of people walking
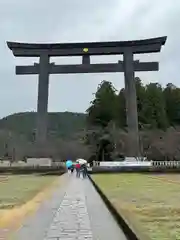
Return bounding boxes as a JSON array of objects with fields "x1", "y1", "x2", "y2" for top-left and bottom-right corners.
[
  {"x1": 66, "y1": 160, "x2": 88, "y2": 178},
  {"x1": 75, "y1": 162, "x2": 88, "y2": 178}
]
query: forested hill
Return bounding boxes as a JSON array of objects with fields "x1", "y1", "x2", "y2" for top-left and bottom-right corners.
[
  {"x1": 0, "y1": 112, "x2": 87, "y2": 140},
  {"x1": 1, "y1": 77, "x2": 180, "y2": 161},
  {"x1": 1, "y1": 77, "x2": 180, "y2": 142}
]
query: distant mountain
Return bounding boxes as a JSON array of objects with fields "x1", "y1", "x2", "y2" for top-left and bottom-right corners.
[
  {"x1": 0, "y1": 111, "x2": 87, "y2": 139},
  {"x1": 0, "y1": 112, "x2": 87, "y2": 157}
]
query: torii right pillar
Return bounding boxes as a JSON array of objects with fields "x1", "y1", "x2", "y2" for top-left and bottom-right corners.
[{"x1": 123, "y1": 49, "x2": 140, "y2": 157}]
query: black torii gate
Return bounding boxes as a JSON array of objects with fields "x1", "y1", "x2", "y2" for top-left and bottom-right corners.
[{"x1": 7, "y1": 36, "x2": 167, "y2": 157}]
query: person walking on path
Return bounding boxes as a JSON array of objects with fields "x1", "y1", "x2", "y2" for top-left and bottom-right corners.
[
  {"x1": 70, "y1": 164, "x2": 74, "y2": 174},
  {"x1": 75, "y1": 162, "x2": 81, "y2": 178},
  {"x1": 81, "y1": 163, "x2": 88, "y2": 178},
  {"x1": 65, "y1": 160, "x2": 73, "y2": 175}
]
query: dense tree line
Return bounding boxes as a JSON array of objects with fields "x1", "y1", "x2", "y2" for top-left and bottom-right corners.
[
  {"x1": 86, "y1": 77, "x2": 180, "y2": 130},
  {"x1": 85, "y1": 78, "x2": 180, "y2": 161}
]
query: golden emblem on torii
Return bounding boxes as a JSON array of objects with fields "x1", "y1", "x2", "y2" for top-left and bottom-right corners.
[{"x1": 83, "y1": 48, "x2": 89, "y2": 53}]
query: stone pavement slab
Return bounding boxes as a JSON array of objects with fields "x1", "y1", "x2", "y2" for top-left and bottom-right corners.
[
  {"x1": 10, "y1": 174, "x2": 127, "y2": 240},
  {"x1": 44, "y1": 177, "x2": 93, "y2": 240},
  {"x1": 10, "y1": 175, "x2": 69, "y2": 240}
]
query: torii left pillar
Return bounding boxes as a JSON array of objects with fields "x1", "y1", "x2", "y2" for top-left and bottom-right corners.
[{"x1": 36, "y1": 53, "x2": 50, "y2": 145}]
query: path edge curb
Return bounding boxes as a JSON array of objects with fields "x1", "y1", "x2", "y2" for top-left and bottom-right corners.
[{"x1": 88, "y1": 174, "x2": 141, "y2": 240}]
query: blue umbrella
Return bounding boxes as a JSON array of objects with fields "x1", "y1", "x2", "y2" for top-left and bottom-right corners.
[{"x1": 66, "y1": 160, "x2": 73, "y2": 168}]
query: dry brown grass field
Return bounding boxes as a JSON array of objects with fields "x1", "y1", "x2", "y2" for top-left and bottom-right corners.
[{"x1": 93, "y1": 173, "x2": 180, "y2": 240}]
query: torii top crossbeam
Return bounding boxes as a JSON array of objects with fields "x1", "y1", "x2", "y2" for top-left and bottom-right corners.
[{"x1": 7, "y1": 36, "x2": 167, "y2": 57}]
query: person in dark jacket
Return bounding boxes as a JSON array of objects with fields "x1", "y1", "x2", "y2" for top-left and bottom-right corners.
[
  {"x1": 70, "y1": 164, "x2": 74, "y2": 174},
  {"x1": 81, "y1": 164, "x2": 88, "y2": 178}
]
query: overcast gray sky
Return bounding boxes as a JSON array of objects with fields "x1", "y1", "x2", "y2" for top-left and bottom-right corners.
[{"x1": 0, "y1": 0, "x2": 179, "y2": 117}]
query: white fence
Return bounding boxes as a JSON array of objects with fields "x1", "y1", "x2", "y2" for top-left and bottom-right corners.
[
  {"x1": 93, "y1": 160, "x2": 180, "y2": 168},
  {"x1": 99, "y1": 161, "x2": 151, "y2": 167},
  {"x1": 152, "y1": 161, "x2": 180, "y2": 167}
]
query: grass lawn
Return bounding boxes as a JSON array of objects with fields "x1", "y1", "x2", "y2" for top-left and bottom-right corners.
[
  {"x1": 93, "y1": 174, "x2": 180, "y2": 240},
  {"x1": 0, "y1": 174, "x2": 57, "y2": 210}
]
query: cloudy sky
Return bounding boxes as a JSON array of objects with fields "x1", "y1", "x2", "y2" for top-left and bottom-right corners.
[{"x1": 0, "y1": 0, "x2": 179, "y2": 117}]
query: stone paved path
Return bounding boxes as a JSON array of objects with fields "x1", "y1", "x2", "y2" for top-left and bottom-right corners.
[{"x1": 11, "y1": 174, "x2": 127, "y2": 240}]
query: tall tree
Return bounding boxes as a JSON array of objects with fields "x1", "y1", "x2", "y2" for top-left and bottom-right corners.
[
  {"x1": 86, "y1": 81, "x2": 117, "y2": 127},
  {"x1": 116, "y1": 88, "x2": 126, "y2": 128},
  {"x1": 144, "y1": 83, "x2": 168, "y2": 129},
  {"x1": 164, "y1": 83, "x2": 180, "y2": 126},
  {"x1": 135, "y1": 77, "x2": 147, "y2": 127}
]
